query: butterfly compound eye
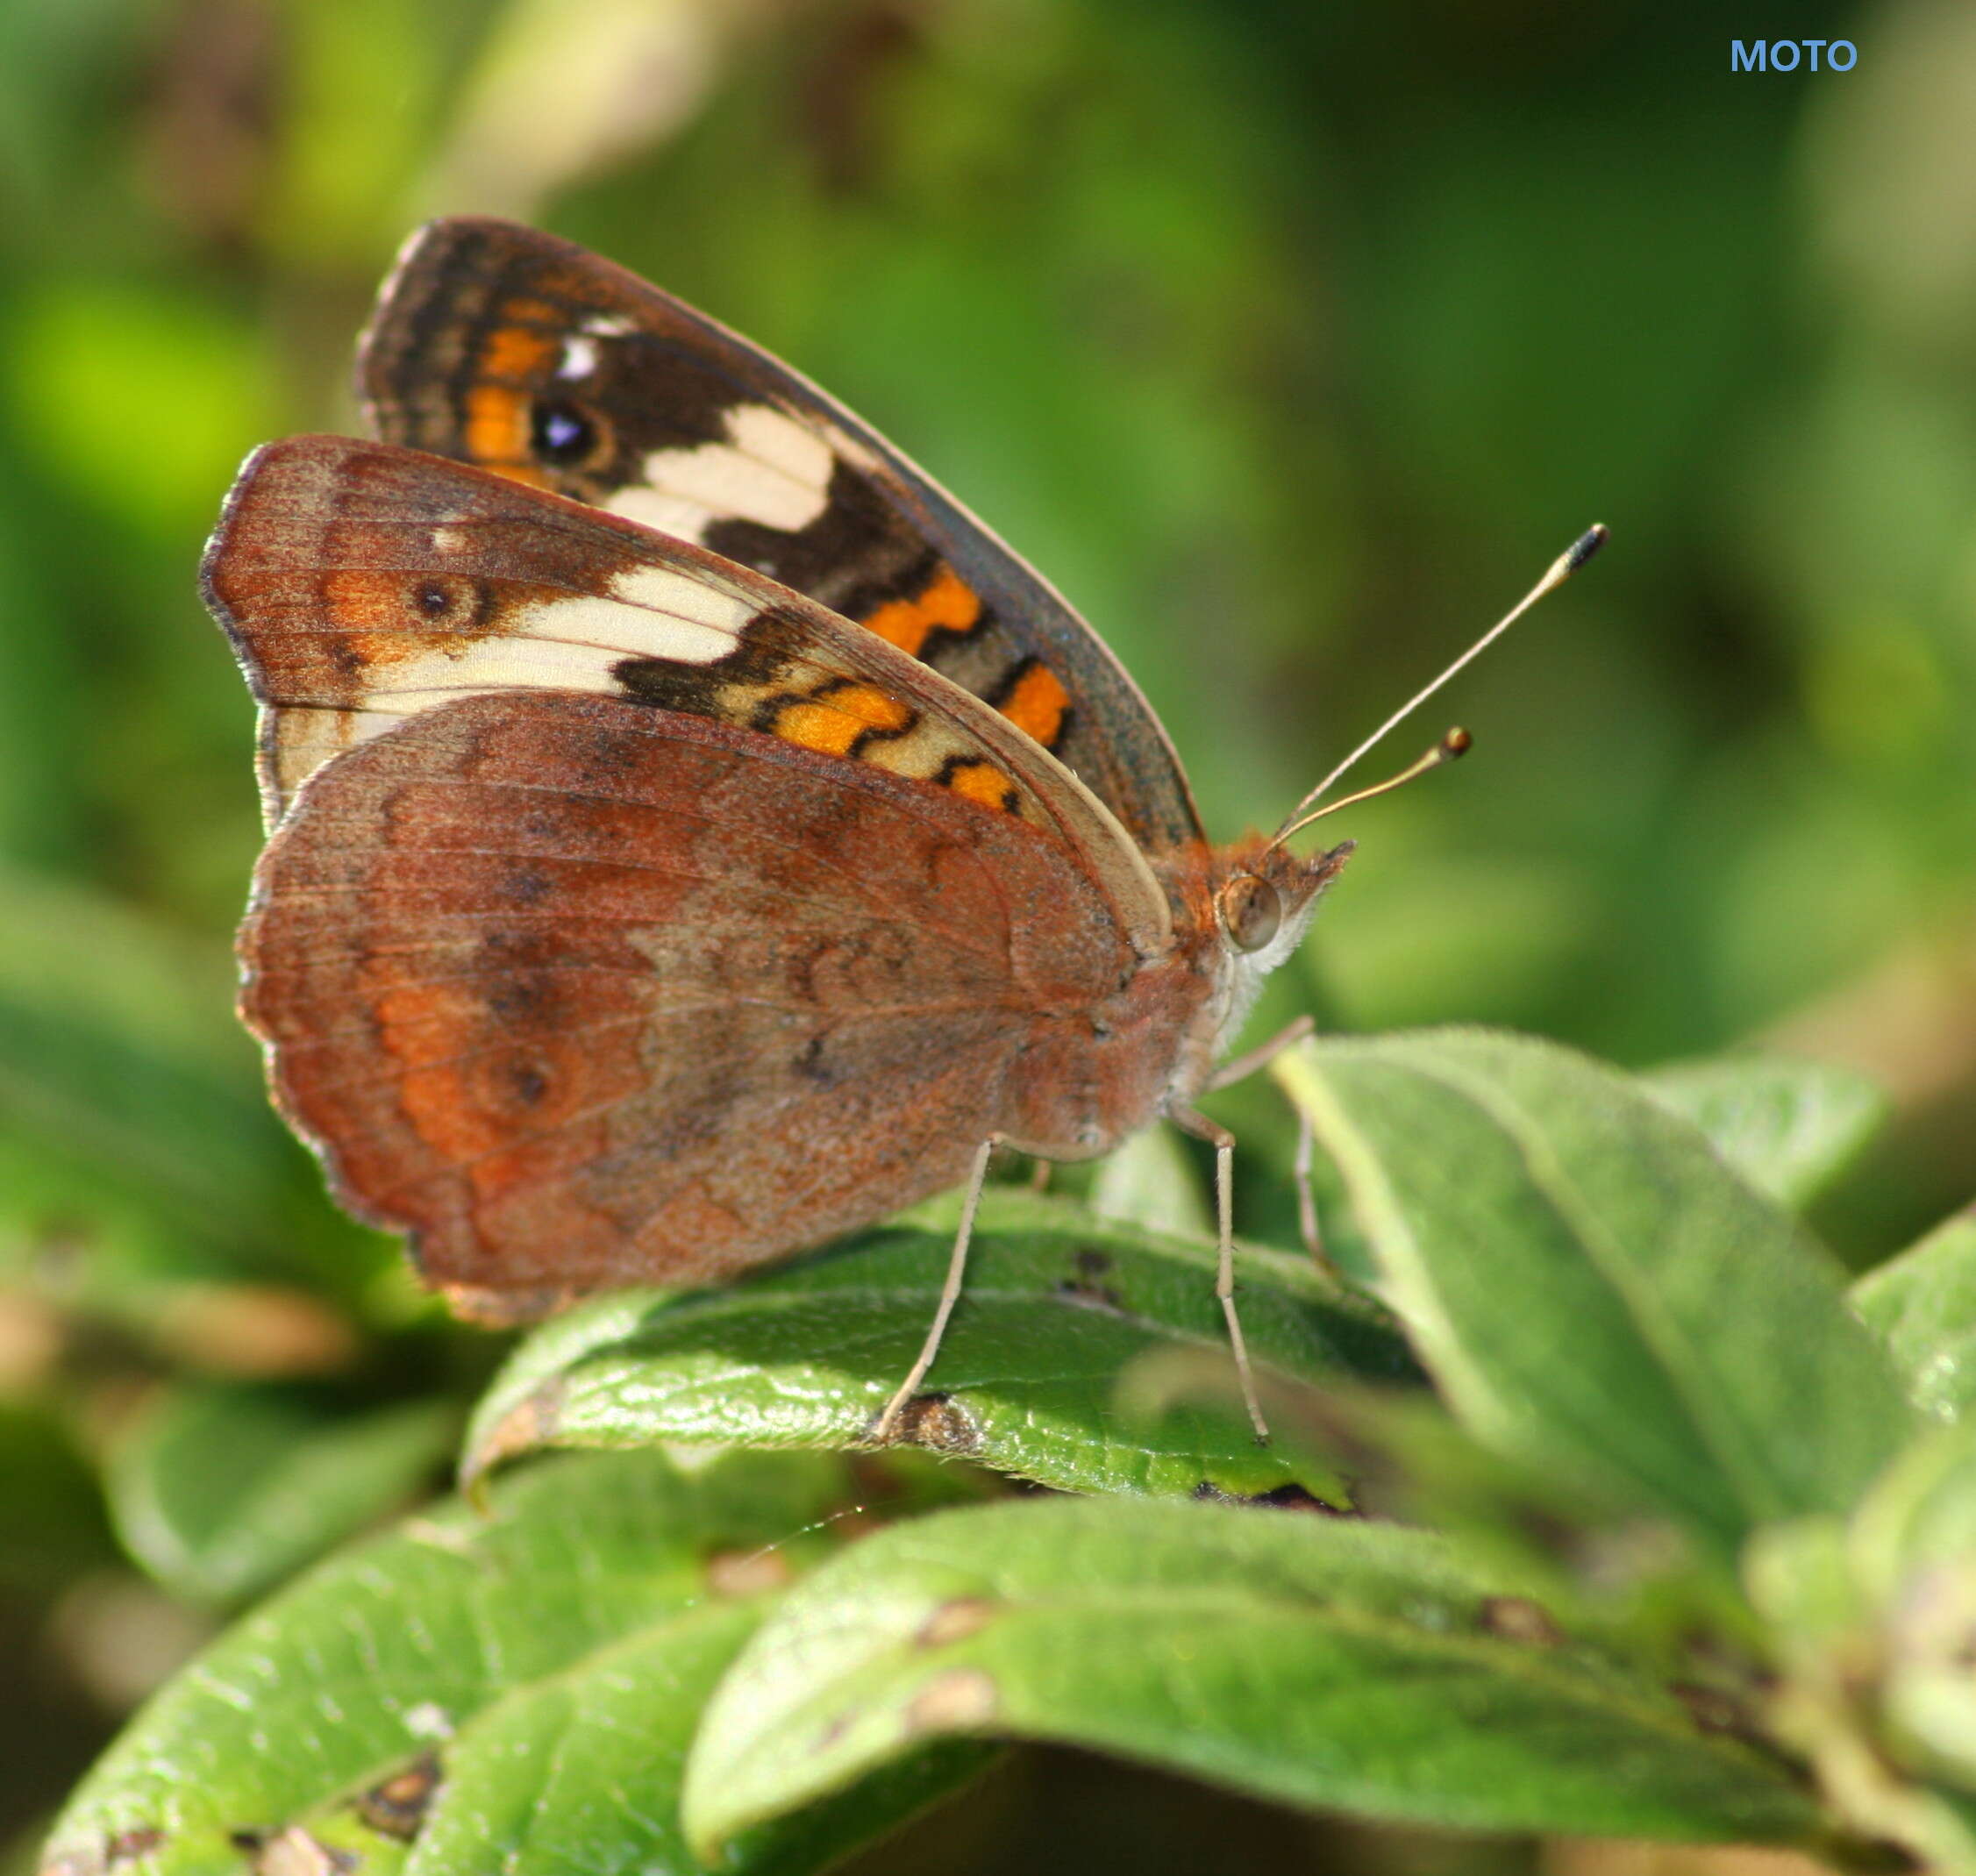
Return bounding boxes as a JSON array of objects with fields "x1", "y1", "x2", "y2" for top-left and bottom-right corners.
[{"x1": 1218, "y1": 874, "x2": 1282, "y2": 953}]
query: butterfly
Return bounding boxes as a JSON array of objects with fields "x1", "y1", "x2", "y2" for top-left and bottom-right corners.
[{"x1": 203, "y1": 218, "x2": 1600, "y2": 1440}]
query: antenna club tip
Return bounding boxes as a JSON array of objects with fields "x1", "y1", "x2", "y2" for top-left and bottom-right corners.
[
  {"x1": 1442, "y1": 726, "x2": 1473, "y2": 759},
  {"x1": 1566, "y1": 523, "x2": 1609, "y2": 574}
]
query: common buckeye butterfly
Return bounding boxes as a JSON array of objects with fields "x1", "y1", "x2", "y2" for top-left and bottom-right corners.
[{"x1": 203, "y1": 218, "x2": 1601, "y2": 1437}]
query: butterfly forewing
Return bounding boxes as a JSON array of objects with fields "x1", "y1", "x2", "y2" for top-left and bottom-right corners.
[
  {"x1": 357, "y1": 216, "x2": 1204, "y2": 855},
  {"x1": 203, "y1": 434, "x2": 1173, "y2": 956}
]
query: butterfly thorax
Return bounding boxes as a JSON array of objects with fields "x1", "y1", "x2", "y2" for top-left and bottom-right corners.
[
  {"x1": 994, "y1": 943, "x2": 1210, "y2": 1164},
  {"x1": 995, "y1": 836, "x2": 1351, "y2": 1165}
]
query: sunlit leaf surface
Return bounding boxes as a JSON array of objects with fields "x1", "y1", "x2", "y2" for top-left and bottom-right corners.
[
  {"x1": 1640, "y1": 1055, "x2": 1887, "y2": 1208},
  {"x1": 44, "y1": 1450, "x2": 981, "y2": 1876},
  {"x1": 1275, "y1": 1030, "x2": 1915, "y2": 1549},
  {"x1": 462, "y1": 1193, "x2": 1415, "y2": 1502},
  {"x1": 684, "y1": 1495, "x2": 1820, "y2": 1852}
]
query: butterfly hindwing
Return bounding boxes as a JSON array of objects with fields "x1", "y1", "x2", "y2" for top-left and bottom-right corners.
[
  {"x1": 202, "y1": 434, "x2": 1173, "y2": 956},
  {"x1": 238, "y1": 690, "x2": 1152, "y2": 1316},
  {"x1": 357, "y1": 216, "x2": 1204, "y2": 854}
]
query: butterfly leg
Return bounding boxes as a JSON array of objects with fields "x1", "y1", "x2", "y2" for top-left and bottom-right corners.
[
  {"x1": 1169, "y1": 1106, "x2": 1271, "y2": 1444},
  {"x1": 1289, "y1": 1102, "x2": 1333, "y2": 1275},
  {"x1": 1204, "y1": 1013, "x2": 1314, "y2": 1095},
  {"x1": 1202, "y1": 1014, "x2": 1335, "y2": 1274},
  {"x1": 874, "y1": 1135, "x2": 997, "y2": 1442}
]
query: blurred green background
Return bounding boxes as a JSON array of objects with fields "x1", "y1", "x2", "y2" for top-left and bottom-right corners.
[{"x1": 3, "y1": 0, "x2": 1971, "y2": 1867}]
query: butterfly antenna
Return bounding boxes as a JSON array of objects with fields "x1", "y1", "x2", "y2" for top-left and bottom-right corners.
[
  {"x1": 1266, "y1": 727, "x2": 1473, "y2": 850},
  {"x1": 1269, "y1": 524, "x2": 1608, "y2": 847}
]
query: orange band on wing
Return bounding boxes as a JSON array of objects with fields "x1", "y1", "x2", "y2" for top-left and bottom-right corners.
[
  {"x1": 482, "y1": 324, "x2": 558, "y2": 382},
  {"x1": 943, "y1": 759, "x2": 1019, "y2": 812},
  {"x1": 462, "y1": 384, "x2": 552, "y2": 486},
  {"x1": 860, "y1": 564, "x2": 981, "y2": 658},
  {"x1": 321, "y1": 567, "x2": 410, "y2": 633},
  {"x1": 770, "y1": 683, "x2": 916, "y2": 758},
  {"x1": 465, "y1": 384, "x2": 530, "y2": 462},
  {"x1": 998, "y1": 661, "x2": 1071, "y2": 749}
]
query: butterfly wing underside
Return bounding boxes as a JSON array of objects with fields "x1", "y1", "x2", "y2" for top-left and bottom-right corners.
[
  {"x1": 202, "y1": 434, "x2": 1171, "y2": 956},
  {"x1": 357, "y1": 216, "x2": 1205, "y2": 855},
  {"x1": 204, "y1": 435, "x2": 1195, "y2": 1312},
  {"x1": 239, "y1": 690, "x2": 1143, "y2": 1316}
]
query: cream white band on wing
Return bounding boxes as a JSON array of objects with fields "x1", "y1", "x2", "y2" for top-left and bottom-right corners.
[
  {"x1": 263, "y1": 563, "x2": 760, "y2": 817},
  {"x1": 603, "y1": 404, "x2": 836, "y2": 543}
]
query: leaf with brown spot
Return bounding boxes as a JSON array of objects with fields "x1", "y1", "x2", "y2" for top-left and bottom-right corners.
[
  {"x1": 459, "y1": 1192, "x2": 1413, "y2": 1503},
  {"x1": 43, "y1": 1450, "x2": 985, "y2": 1876},
  {"x1": 682, "y1": 1496, "x2": 1822, "y2": 1858}
]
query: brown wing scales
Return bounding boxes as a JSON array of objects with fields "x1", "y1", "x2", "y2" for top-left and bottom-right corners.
[{"x1": 240, "y1": 692, "x2": 1140, "y2": 1315}]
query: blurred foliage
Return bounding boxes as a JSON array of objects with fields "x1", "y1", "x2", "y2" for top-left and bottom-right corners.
[{"x1": 1, "y1": 0, "x2": 1971, "y2": 1870}]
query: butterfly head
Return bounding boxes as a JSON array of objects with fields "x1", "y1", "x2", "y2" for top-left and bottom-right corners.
[
  {"x1": 1214, "y1": 838, "x2": 1352, "y2": 971},
  {"x1": 1187, "y1": 835, "x2": 1356, "y2": 1065},
  {"x1": 1188, "y1": 722, "x2": 1476, "y2": 1058}
]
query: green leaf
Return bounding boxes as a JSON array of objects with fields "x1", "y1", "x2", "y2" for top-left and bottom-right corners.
[
  {"x1": 682, "y1": 1495, "x2": 1820, "y2": 1854},
  {"x1": 104, "y1": 1387, "x2": 456, "y2": 1607},
  {"x1": 1851, "y1": 1417, "x2": 1976, "y2": 1601},
  {"x1": 1853, "y1": 1209, "x2": 1976, "y2": 1422},
  {"x1": 460, "y1": 1192, "x2": 1416, "y2": 1502},
  {"x1": 1640, "y1": 1054, "x2": 1887, "y2": 1207},
  {"x1": 1273, "y1": 1029, "x2": 1914, "y2": 1550},
  {"x1": 44, "y1": 1449, "x2": 984, "y2": 1876}
]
